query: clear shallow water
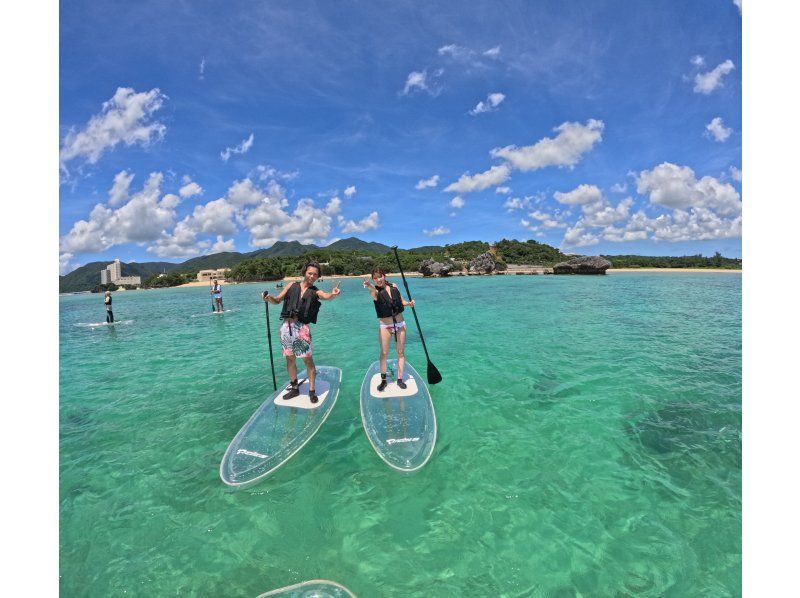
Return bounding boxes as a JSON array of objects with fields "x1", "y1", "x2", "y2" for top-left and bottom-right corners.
[{"x1": 60, "y1": 273, "x2": 741, "y2": 596}]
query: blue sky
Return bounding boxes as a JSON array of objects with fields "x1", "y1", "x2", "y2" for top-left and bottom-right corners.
[{"x1": 58, "y1": 0, "x2": 742, "y2": 273}]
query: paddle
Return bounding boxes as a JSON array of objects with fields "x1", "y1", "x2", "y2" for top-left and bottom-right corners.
[
  {"x1": 211, "y1": 285, "x2": 216, "y2": 312},
  {"x1": 391, "y1": 246, "x2": 442, "y2": 385},
  {"x1": 262, "y1": 290, "x2": 278, "y2": 391}
]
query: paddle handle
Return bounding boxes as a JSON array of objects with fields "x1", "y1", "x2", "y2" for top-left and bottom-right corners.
[{"x1": 391, "y1": 247, "x2": 432, "y2": 362}]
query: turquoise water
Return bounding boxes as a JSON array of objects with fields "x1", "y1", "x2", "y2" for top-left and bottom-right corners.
[{"x1": 60, "y1": 273, "x2": 741, "y2": 596}]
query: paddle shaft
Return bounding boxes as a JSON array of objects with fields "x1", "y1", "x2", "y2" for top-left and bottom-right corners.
[
  {"x1": 391, "y1": 247, "x2": 433, "y2": 363},
  {"x1": 264, "y1": 300, "x2": 277, "y2": 391}
]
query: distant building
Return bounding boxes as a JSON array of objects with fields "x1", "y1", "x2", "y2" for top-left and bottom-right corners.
[
  {"x1": 197, "y1": 268, "x2": 231, "y2": 282},
  {"x1": 99, "y1": 259, "x2": 141, "y2": 286}
]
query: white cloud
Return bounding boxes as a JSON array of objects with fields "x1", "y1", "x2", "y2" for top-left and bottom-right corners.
[
  {"x1": 402, "y1": 70, "x2": 443, "y2": 96},
  {"x1": 248, "y1": 196, "x2": 336, "y2": 246},
  {"x1": 733, "y1": 0, "x2": 742, "y2": 15},
  {"x1": 226, "y1": 178, "x2": 280, "y2": 208},
  {"x1": 694, "y1": 60, "x2": 735, "y2": 94},
  {"x1": 438, "y1": 44, "x2": 469, "y2": 58},
  {"x1": 60, "y1": 172, "x2": 178, "y2": 254},
  {"x1": 339, "y1": 211, "x2": 380, "y2": 234},
  {"x1": 554, "y1": 184, "x2": 604, "y2": 205},
  {"x1": 636, "y1": 162, "x2": 741, "y2": 216},
  {"x1": 59, "y1": 252, "x2": 76, "y2": 275},
  {"x1": 444, "y1": 164, "x2": 510, "y2": 193},
  {"x1": 450, "y1": 196, "x2": 465, "y2": 209},
  {"x1": 730, "y1": 166, "x2": 742, "y2": 182},
  {"x1": 108, "y1": 170, "x2": 135, "y2": 207},
  {"x1": 199, "y1": 58, "x2": 206, "y2": 78},
  {"x1": 563, "y1": 226, "x2": 599, "y2": 248},
  {"x1": 179, "y1": 181, "x2": 203, "y2": 198},
  {"x1": 211, "y1": 235, "x2": 235, "y2": 253},
  {"x1": 221, "y1": 133, "x2": 255, "y2": 162},
  {"x1": 252, "y1": 164, "x2": 299, "y2": 182},
  {"x1": 483, "y1": 46, "x2": 501, "y2": 58},
  {"x1": 495, "y1": 186, "x2": 511, "y2": 194},
  {"x1": 415, "y1": 175, "x2": 440, "y2": 189},
  {"x1": 60, "y1": 87, "x2": 167, "y2": 166},
  {"x1": 423, "y1": 226, "x2": 450, "y2": 237},
  {"x1": 325, "y1": 197, "x2": 342, "y2": 216},
  {"x1": 610, "y1": 182, "x2": 628, "y2": 193},
  {"x1": 504, "y1": 196, "x2": 532, "y2": 212},
  {"x1": 649, "y1": 208, "x2": 742, "y2": 241},
  {"x1": 528, "y1": 210, "x2": 567, "y2": 229},
  {"x1": 705, "y1": 117, "x2": 732, "y2": 142},
  {"x1": 344, "y1": 185, "x2": 356, "y2": 198},
  {"x1": 690, "y1": 55, "x2": 705, "y2": 67},
  {"x1": 470, "y1": 92, "x2": 506, "y2": 115},
  {"x1": 185, "y1": 198, "x2": 237, "y2": 235},
  {"x1": 581, "y1": 197, "x2": 634, "y2": 227},
  {"x1": 490, "y1": 119, "x2": 604, "y2": 171}
]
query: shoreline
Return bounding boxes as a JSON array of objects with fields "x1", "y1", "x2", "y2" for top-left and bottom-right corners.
[{"x1": 176, "y1": 272, "x2": 422, "y2": 288}]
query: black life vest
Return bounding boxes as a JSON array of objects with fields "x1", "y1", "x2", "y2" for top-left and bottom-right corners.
[
  {"x1": 373, "y1": 284, "x2": 404, "y2": 319},
  {"x1": 280, "y1": 282, "x2": 321, "y2": 324}
]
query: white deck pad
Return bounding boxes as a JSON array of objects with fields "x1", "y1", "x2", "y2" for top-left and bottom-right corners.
[
  {"x1": 274, "y1": 379, "x2": 331, "y2": 409},
  {"x1": 369, "y1": 373, "x2": 419, "y2": 398}
]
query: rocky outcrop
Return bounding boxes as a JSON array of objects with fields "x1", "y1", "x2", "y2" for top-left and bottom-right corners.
[
  {"x1": 468, "y1": 252, "x2": 504, "y2": 274},
  {"x1": 553, "y1": 256, "x2": 612, "y2": 275},
  {"x1": 419, "y1": 259, "x2": 456, "y2": 277}
]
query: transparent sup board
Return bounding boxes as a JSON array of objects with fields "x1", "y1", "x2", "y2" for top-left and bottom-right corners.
[
  {"x1": 220, "y1": 366, "x2": 342, "y2": 488},
  {"x1": 360, "y1": 359, "x2": 436, "y2": 472},
  {"x1": 74, "y1": 319, "x2": 134, "y2": 328},
  {"x1": 257, "y1": 579, "x2": 356, "y2": 598}
]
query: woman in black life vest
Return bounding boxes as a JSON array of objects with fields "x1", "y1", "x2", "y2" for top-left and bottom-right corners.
[
  {"x1": 263, "y1": 261, "x2": 341, "y2": 403},
  {"x1": 362, "y1": 266, "x2": 415, "y2": 391}
]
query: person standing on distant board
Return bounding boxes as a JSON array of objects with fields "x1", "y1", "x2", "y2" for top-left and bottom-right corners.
[
  {"x1": 211, "y1": 279, "x2": 224, "y2": 312},
  {"x1": 104, "y1": 290, "x2": 114, "y2": 324},
  {"x1": 363, "y1": 267, "x2": 415, "y2": 391},
  {"x1": 262, "y1": 261, "x2": 341, "y2": 404}
]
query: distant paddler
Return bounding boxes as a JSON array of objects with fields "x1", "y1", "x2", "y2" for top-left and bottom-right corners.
[
  {"x1": 263, "y1": 261, "x2": 341, "y2": 404},
  {"x1": 210, "y1": 278, "x2": 224, "y2": 312},
  {"x1": 104, "y1": 290, "x2": 114, "y2": 323},
  {"x1": 362, "y1": 267, "x2": 415, "y2": 391}
]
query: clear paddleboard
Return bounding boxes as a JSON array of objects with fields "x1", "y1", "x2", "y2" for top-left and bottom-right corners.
[
  {"x1": 73, "y1": 319, "x2": 134, "y2": 328},
  {"x1": 257, "y1": 579, "x2": 356, "y2": 598},
  {"x1": 220, "y1": 366, "x2": 342, "y2": 488},
  {"x1": 360, "y1": 359, "x2": 436, "y2": 472},
  {"x1": 192, "y1": 309, "x2": 235, "y2": 318}
]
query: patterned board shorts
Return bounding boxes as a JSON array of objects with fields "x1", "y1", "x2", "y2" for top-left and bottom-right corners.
[{"x1": 280, "y1": 321, "x2": 313, "y2": 358}]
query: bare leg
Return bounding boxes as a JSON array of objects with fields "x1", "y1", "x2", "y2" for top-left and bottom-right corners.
[
  {"x1": 302, "y1": 356, "x2": 316, "y2": 391},
  {"x1": 286, "y1": 355, "x2": 297, "y2": 384},
  {"x1": 378, "y1": 327, "x2": 391, "y2": 374},
  {"x1": 395, "y1": 327, "x2": 407, "y2": 380}
]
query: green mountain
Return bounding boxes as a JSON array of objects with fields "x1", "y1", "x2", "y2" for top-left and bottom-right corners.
[
  {"x1": 59, "y1": 260, "x2": 180, "y2": 293},
  {"x1": 325, "y1": 237, "x2": 392, "y2": 253},
  {"x1": 177, "y1": 252, "x2": 250, "y2": 272},
  {"x1": 250, "y1": 240, "x2": 320, "y2": 257}
]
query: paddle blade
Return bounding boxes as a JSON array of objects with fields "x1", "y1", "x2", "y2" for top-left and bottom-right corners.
[{"x1": 427, "y1": 360, "x2": 442, "y2": 385}]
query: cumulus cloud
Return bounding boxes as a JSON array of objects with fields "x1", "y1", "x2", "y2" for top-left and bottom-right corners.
[
  {"x1": 339, "y1": 211, "x2": 380, "y2": 234},
  {"x1": 729, "y1": 166, "x2": 742, "y2": 182},
  {"x1": 325, "y1": 197, "x2": 342, "y2": 216},
  {"x1": 490, "y1": 119, "x2": 604, "y2": 172},
  {"x1": 444, "y1": 164, "x2": 510, "y2": 193},
  {"x1": 60, "y1": 87, "x2": 167, "y2": 166},
  {"x1": 554, "y1": 184, "x2": 604, "y2": 205},
  {"x1": 60, "y1": 172, "x2": 178, "y2": 254},
  {"x1": 252, "y1": 164, "x2": 299, "y2": 182},
  {"x1": 694, "y1": 60, "x2": 735, "y2": 94},
  {"x1": 423, "y1": 226, "x2": 450, "y2": 236},
  {"x1": 636, "y1": 162, "x2": 741, "y2": 216},
  {"x1": 108, "y1": 170, "x2": 135, "y2": 207},
  {"x1": 705, "y1": 117, "x2": 732, "y2": 142},
  {"x1": 528, "y1": 210, "x2": 567, "y2": 229},
  {"x1": 563, "y1": 226, "x2": 599, "y2": 248},
  {"x1": 495, "y1": 186, "x2": 511, "y2": 194},
  {"x1": 221, "y1": 133, "x2": 255, "y2": 162},
  {"x1": 504, "y1": 196, "x2": 532, "y2": 212},
  {"x1": 470, "y1": 92, "x2": 506, "y2": 115},
  {"x1": 610, "y1": 182, "x2": 627, "y2": 193},
  {"x1": 450, "y1": 196, "x2": 465, "y2": 209},
  {"x1": 179, "y1": 181, "x2": 203, "y2": 198},
  {"x1": 690, "y1": 55, "x2": 705, "y2": 67},
  {"x1": 59, "y1": 252, "x2": 76, "y2": 275},
  {"x1": 344, "y1": 186, "x2": 356, "y2": 198},
  {"x1": 415, "y1": 175, "x2": 440, "y2": 189},
  {"x1": 211, "y1": 235, "x2": 235, "y2": 253}
]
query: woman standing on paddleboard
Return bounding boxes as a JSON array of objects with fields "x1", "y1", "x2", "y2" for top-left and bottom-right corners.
[
  {"x1": 363, "y1": 267, "x2": 415, "y2": 391},
  {"x1": 263, "y1": 261, "x2": 340, "y2": 404},
  {"x1": 104, "y1": 290, "x2": 114, "y2": 324}
]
